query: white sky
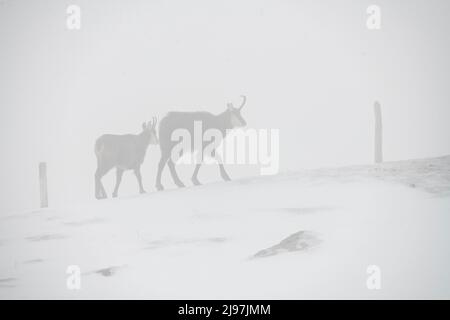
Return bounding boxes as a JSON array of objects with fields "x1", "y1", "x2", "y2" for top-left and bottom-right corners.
[{"x1": 1, "y1": 0, "x2": 449, "y2": 214}]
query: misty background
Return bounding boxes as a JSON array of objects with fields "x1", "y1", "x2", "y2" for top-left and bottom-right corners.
[{"x1": 1, "y1": 0, "x2": 449, "y2": 215}]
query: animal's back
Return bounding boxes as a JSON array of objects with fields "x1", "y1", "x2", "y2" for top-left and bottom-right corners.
[
  {"x1": 95, "y1": 134, "x2": 133, "y2": 153},
  {"x1": 95, "y1": 134, "x2": 142, "y2": 167},
  {"x1": 159, "y1": 111, "x2": 214, "y2": 148},
  {"x1": 158, "y1": 111, "x2": 217, "y2": 151},
  {"x1": 159, "y1": 111, "x2": 219, "y2": 135}
]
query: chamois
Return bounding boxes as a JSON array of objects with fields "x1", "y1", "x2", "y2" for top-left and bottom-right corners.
[
  {"x1": 95, "y1": 118, "x2": 158, "y2": 199},
  {"x1": 155, "y1": 96, "x2": 247, "y2": 191}
]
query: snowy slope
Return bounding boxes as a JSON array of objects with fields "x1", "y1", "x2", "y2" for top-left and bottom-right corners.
[{"x1": 0, "y1": 156, "x2": 449, "y2": 299}]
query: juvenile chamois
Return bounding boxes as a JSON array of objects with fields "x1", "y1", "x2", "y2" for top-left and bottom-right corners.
[
  {"x1": 155, "y1": 96, "x2": 247, "y2": 191},
  {"x1": 95, "y1": 118, "x2": 158, "y2": 199}
]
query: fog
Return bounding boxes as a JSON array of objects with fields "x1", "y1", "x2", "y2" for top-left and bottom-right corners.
[{"x1": 1, "y1": 0, "x2": 449, "y2": 214}]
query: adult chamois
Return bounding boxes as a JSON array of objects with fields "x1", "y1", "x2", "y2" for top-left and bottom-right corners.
[
  {"x1": 95, "y1": 118, "x2": 158, "y2": 199},
  {"x1": 155, "y1": 96, "x2": 247, "y2": 191}
]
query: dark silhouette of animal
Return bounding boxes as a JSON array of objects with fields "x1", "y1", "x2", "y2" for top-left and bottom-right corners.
[
  {"x1": 95, "y1": 118, "x2": 158, "y2": 199},
  {"x1": 155, "y1": 96, "x2": 247, "y2": 191}
]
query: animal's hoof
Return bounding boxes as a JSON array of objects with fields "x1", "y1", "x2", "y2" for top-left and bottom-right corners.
[
  {"x1": 156, "y1": 184, "x2": 164, "y2": 191},
  {"x1": 222, "y1": 175, "x2": 231, "y2": 182},
  {"x1": 192, "y1": 178, "x2": 201, "y2": 186},
  {"x1": 176, "y1": 182, "x2": 186, "y2": 188},
  {"x1": 140, "y1": 189, "x2": 146, "y2": 194},
  {"x1": 112, "y1": 193, "x2": 118, "y2": 198}
]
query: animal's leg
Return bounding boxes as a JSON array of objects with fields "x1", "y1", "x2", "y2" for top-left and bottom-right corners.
[
  {"x1": 215, "y1": 152, "x2": 231, "y2": 181},
  {"x1": 134, "y1": 167, "x2": 146, "y2": 194},
  {"x1": 191, "y1": 163, "x2": 202, "y2": 186},
  {"x1": 99, "y1": 181, "x2": 107, "y2": 198},
  {"x1": 95, "y1": 172, "x2": 100, "y2": 199},
  {"x1": 112, "y1": 168, "x2": 124, "y2": 198},
  {"x1": 219, "y1": 164, "x2": 231, "y2": 181},
  {"x1": 156, "y1": 153, "x2": 169, "y2": 191},
  {"x1": 95, "y1": 165, "x2": 111, "y2": 199},
  {"x1": 167, "y1": 160, "x2": 185, "y2": 188}
]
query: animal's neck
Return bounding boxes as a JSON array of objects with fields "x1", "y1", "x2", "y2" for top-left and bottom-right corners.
[
  {"x1": 215, "y1": 110, "x2": 233, "y2": 134},
  {"x1": 137, "y1": 132, "x2": 151, "y2": 147}
]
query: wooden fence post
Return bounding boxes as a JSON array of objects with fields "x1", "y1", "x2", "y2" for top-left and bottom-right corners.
[
  {"x1": 374, "y1": 101, "x2": 383, "y2": 163},
  {"x1": 39, "y1": 162, "x2": 48, "y2": 208}
]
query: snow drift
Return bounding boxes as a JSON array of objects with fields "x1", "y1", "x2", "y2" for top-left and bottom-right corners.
[{"x1": 0, "y1": 156, "x2": 449, "y2": 299}]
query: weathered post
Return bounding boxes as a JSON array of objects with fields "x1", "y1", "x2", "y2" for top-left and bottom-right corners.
[
  {"x1": 374, "y1": 101, "x2": 383, "y2": 163},
  {"x1": 39, "y1": 162, "x2": 48, "y2": 208}
]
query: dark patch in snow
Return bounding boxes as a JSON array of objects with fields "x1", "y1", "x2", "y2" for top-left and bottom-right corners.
[
  {"x1": 208, "y1": 237, "x2": 227, "y2": 243},
  {"x1": 94, "y1": 266, "x2": 123, "y2": 277},
  {"x1": 2, "y1": 212, "x2": 36, "y2": 221},
  {"x1": 145, "y1": 237, "x2": 227, "y2": 250},
  {"x1": 190, "y1": 212, "x2": 231, "y2": 221},
  {"x1": 0, "y1": 278, "x2": 17, "y2": 288},
  {"x1": 254, "y1": 231, "x2": 321, "y2": 258},
  {"x1": 64, "y1": 218, "x2": 107, "y2": 227},
  {"x1": 23, "y1": 259, "x2": 44, "y2": 264},
  {"x1": 2, "y1": 209, "x2": 56, "y2": 221},
  {"x1": 46, "y1": 216, "x2": 61, "y2": 221},
  {"x1": 280, "y1": 207, "x2": 333, "y2": 214},
  {"x1": 26, "y1": 234, "x2": 67, "y2": 242}
]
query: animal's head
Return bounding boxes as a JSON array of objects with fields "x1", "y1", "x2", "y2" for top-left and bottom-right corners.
[
  {"x1": 141, "y1": 117, "x2": 158, "y2": 145},
  {"x1": 227, "y1": 95, "x2": 247, "y2": 128}
]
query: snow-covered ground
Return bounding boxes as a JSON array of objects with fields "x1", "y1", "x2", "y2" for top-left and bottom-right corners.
[{"x1": 0, "y1": 156, "x2": 449, "y2": 299}]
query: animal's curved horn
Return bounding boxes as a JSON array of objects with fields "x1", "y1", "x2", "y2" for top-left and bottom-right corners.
[{"x1": 238, "y1": 95, "x2": 246, "y2": 110}]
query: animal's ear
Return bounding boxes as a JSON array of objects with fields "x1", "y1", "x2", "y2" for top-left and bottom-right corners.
[
  {"x1": 142, "y1": 122, "x2": 147, "y2": 130},
  {"x1": 227, "y1": 103, "x2": 234, "y2": 111}
]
